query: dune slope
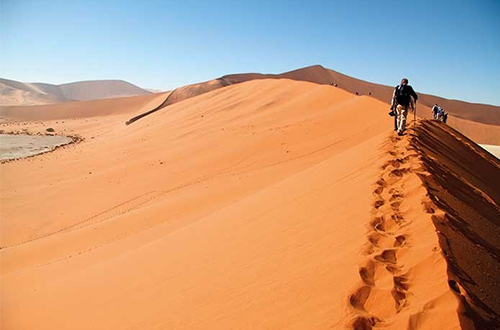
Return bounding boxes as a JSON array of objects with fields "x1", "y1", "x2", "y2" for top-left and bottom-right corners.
[
  {"x1": 0, "y1": 92, "x2": 169, "y2": 121},
  {"x1": 412, "y1": 120, "x2": 500, "y2": 329},
  {"x1": 0, "y1": 79, "x2": 497, "y2": 330},
  {"x1": 123, "y1": 66, "x2": 500, "y2": 144},
  {"x1": 0, "y1": 78, "x2": 69, "y2": 106}
]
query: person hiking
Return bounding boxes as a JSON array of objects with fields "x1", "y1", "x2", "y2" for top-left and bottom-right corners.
[
  {"x1": 431, "y1": 104, "x2": 448, "y2": 123},
  {"x1": 441, "y1": 109, "x2": 448, "y2": 123},
  {"x1": 432, "y1": 104, "x2": 440, "y2": 119},
  {"x1": 390, "y1": 78, "x2": 418, "y2": 135},
  {"x1": 438, "y1": 107, "x2": 448, "y2": 123}
]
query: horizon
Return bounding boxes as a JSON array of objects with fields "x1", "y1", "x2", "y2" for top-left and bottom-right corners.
[{"x1": 1, "y1": 0, "x2": 499, "y2": 106}]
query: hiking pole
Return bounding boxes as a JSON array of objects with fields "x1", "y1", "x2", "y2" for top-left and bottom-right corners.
[{"x1": 414, "y1": 101, "x2": 417, "y2": 127}]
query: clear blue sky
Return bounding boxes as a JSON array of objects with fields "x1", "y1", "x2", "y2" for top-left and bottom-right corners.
[{"x1": 1, "y1": 0, "x2": 499, "y2": 105}]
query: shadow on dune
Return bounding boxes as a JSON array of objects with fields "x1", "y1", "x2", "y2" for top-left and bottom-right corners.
[{"x1": 412, "y1": 120, "x2": 500, "y2": 330}]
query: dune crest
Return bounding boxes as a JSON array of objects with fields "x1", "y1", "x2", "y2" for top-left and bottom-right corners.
[{"x1": 119, "y1": 65, "x2": 500, "y2": 144}]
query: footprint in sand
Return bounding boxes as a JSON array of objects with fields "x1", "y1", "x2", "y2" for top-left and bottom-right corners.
[
  {"x1": 422, "y1": 201, "x2": 435, "y2": 214},
  {"x1": 392, "y1": 274, "x2": 410, "y2": 311},
  {"x1": 349, "y1": 285, "x2": 372, "y2": 310},
  {"x1": 370, "y1": 216, "x2": 386, "y2": 233},
  {"x1": 373, "y1": 186, "x2": 384, "y2": 195},
  {"x1": 394, "y1": 235, "x2": 407, "y2": 247},
  {"x1": 390, "y1": 201, "x2": 402, "y2": 210},
  {"x1": 359, "y1": 260, "x2": 376, "y2": 286},
  {"x1": 374, "y1": 199, "x2": 385, "y2": 209},
  {"x1": 392, "y1": 288, "x2": 407, "y2": 312},
  {"x1": 389, "y1": 168, "x2": 409, "y2": 178},
  {"x1": 367, "y1": 232, "x2": 382, "y2": 247},
  {"x1": 350, "y1": 315, "x2": 379, "y2": 330},
  {"x1": 374, "y1": 249, "x2": 398, "y2": 265}
]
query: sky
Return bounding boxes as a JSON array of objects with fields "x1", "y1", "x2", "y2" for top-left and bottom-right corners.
[{"x1": 1, "y1": 0, "x2": 499, "y2": 105}]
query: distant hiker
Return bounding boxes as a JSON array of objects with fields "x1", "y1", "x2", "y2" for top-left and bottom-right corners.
[
  {"x1": 432, "y1": 104, "x2": 440, "y2": 119},
  {"x1": 441, "y1": 110, "x2": 448, "y2": 123},
  {"x1": 390, "y1": 78, "x2": 418, "y2": 135},
  {"x1": 432, "y1": 104, "x2": 448, "y2": 123}
]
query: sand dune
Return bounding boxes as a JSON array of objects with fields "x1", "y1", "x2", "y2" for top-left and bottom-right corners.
[
  {"x1": 413, "y1": 121, "x2": 500, "y2": 329},
  {"x1": 0, "y1": 78, "x2": 151, "y2": 106},
  {"x1": 0, "y1": 78, "x2": 69, "y2": 106},
  {"x1": 223, "y1": 65, "x2": 500, "y2": 126},
  {"x1": 2, "y1": 78, "x2": 498, "y2": 329},
  {"x1": 0, "y1": 91, "x2": 169, "y2": 121},
  {"x1": 57, "y1": 80, "x2": 151, "y2": 101},
  {"x1": 113, "y1": 65, "x2": 500, "y2": 144}
]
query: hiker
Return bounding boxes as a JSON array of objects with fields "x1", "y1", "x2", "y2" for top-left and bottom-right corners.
[
  {"x1": 432, "y1": 104, "x2": 449, "y2": 123},
  {"x1": 441, "y1": 110, "x2": 448, "y2": 123},
  {"x1": 432, "y1": 104, "x2": 440, "y2": 119},
  {"x1": 437, "y1": 107, "x2": 448, "y2": 123},
  {"x1": 390, "y1": 78, "x2": 418, "y2": 135}
]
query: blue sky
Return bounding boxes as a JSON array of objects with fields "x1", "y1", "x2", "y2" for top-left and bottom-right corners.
[{"x1": 1, "y1": 0, "x2": 499, "y2": 105}]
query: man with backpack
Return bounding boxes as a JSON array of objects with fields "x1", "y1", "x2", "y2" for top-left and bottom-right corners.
[{"x1": 390, "y1": 78, "x2": 418, "y2": 135}]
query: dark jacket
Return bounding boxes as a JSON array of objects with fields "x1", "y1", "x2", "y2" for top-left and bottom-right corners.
[{"x1": 393, "y1": 84, "x2": 418, "y2": 106}]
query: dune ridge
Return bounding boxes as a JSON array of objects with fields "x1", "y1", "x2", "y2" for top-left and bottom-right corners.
[
  {"x1": 344, "y1": 127, "x2": 462, "y2": 330},
  {"x1": 119, "y1": 66, "x2": 500, "y2": 144},
  {"x1": 223, "y1": 65, "x2": 500, "y2": 126}
]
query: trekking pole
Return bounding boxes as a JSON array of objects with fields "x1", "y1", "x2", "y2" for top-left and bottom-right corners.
[{"x1": 414, "y1": 101, "x2": 417, "y2": 127}]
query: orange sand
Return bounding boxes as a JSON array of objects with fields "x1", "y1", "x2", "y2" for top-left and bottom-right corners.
[{"x1": 1, "y1": 78, "x2": 498, "y2": 329}]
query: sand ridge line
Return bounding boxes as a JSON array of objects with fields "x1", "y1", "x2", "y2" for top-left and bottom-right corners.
[{"x1": 345, "y1": 130, "x2": 427, "y2": 330}]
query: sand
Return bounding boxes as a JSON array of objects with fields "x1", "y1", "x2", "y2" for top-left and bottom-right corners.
[{"x1": 1, "y1": 78, "x2": 499, "y2": 329}]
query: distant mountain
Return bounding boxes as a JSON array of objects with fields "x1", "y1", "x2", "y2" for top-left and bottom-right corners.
[{"x1": 0, "y1": 78, "x2": 151, "y2": 106}]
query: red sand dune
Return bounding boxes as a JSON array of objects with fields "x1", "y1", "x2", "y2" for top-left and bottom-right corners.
[
  {"x1": 1, "y1": 78, "x2": 499, "y2": 329},
  {"x1": 0, "y1": 92, "x2": 169, "y2": 121},
  {"x1": 117, "y1": 65, "x2": 500, "y2": 144},
  {"x1": 223, "y1": 65, "x2": 500, "y2": 126}
]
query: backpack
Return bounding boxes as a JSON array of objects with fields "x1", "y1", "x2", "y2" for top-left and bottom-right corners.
[{"x1": 395, "y1": 85, "x2": 411, "y2": 106}]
